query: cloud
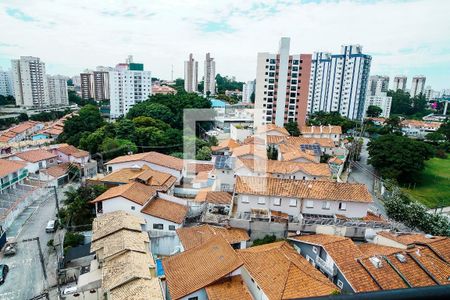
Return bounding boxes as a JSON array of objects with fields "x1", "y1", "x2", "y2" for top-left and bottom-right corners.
[{"x1": 0, "y1": 0, "x2": 449, "y2": 89}]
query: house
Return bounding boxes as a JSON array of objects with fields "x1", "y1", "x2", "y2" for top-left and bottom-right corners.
[
  {"x1": 211, "y1": 138, "x2": 240, "y2": 156},
  {"x1": 230, "y1": 124, "x2": 253, "y2": 143},
  {"x1": 176, "y1": 224, "x2": 249, "y2": 251},
  {"x1": 10, "y1": 149, "x2": 57, "y2": 174},
  {"x1": 0, "y1": 159, "x2": 28, "y2": 193},
  {"x1": 235, "y1": 158, "x2": 331, "y2": 181},
  {"x1": 238, "y1": 242, "x2": 338, "y2": 299},
  {"x1": 211, "y1": 155, "x2": 236, "y2": 192},
  {"x1": 301, "y1": 125, "x2": 342, "y2": 144},
  {"x1": 82, "y1": 211, "x2": 164, "y2": 300},
  {"x1": 51, "y1": 144, "x2": 97, "y2": 178},
  {"x1": 90, "y1": 165, "x2": 177, "y2": 194},
  {"x1": 205, "y1": 275, "x2": 253, "y2": 300},
  {"x1": 233, "y1": 176, "x2": 373, "y2": 220},
  {"x1": 39, "y1": 164, "x2": 69, "y2": 186},
  {"x1": 231, "y1": 144, "x2": 267, "y2": 160},
  {"x1": 256, "y1": 124, "x2": 290, "y2": 137},
  {"x1": 401, "y1": 120, "x2": 442, "y2": 139},
  {"x1": 91, "y1": 182, "x2": 188, "y2": 232},
  {"x1": 162, "y1": 235, "x2": 244, "y2": 300},
  {"x1": 152, "y1": 85, "x2": 177, "y2": 95},
  {"x1": 105, "y1": 151, "x2": 184, "y2": 182},
  {"x1": 193, "y1": 191, "x2": 233, "y2": 223},
  {"x1": 289, "y1": 233, "x2": 450, "y2": 294},
  {"x1": 278, "y1": 144, "x2": 320, "y2": 163},
  {"x1": 7, "y1": 121, "x2": 44, "y2": 142}
]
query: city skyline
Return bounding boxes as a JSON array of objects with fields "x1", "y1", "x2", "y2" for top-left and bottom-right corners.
[{"x1": 0, "y1": 0, "x2": 449, "y2": 89}]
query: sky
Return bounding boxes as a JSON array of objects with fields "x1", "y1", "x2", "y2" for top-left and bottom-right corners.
[{"x1": 0, "y1": 0, "x2": 449, "y2": 90}]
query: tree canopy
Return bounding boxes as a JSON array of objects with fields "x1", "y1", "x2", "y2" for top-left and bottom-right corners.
[
  {"x1": 366, "y1": 105, "x2": 382, "y2": 118},
  {"x1": 387, "y1": 89, "x2": 429, "y2": 117},
  {"x1": 0, "y1": 95, "x2": 15, "y2": 106},
  {"x1": 308, "y1": 111, "x2": 357, "y2": 133},
  {"x1": 215, "y1": 74, "x2": 244, "y2": 94},
  {"x1": 284, "y1": 121, "x2": 301, "y2": 136},
  {"x1": 368, "y1": 134, "x2": 434, "y2": 183}
]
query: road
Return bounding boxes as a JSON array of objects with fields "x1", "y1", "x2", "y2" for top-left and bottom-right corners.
[
  {"x1": 0, "y1": 184, "x2": 76, "y2": 300},
  {"x1": 347, "y1": 137, "x2": 387, "y2": 217}
]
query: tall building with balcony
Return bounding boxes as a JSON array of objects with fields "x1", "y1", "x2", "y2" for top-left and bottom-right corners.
[
  {"x1": 47, "y1": 75, "x2": 69, "y2": 106},
  {"x1": 0, "y1": 68, "x2": 13, "y2": 96},
  {"x1": 204, "y1": 53, "x2": 216, "y2": 96},
  {"x1": 184, "y1": 53, "x2": 198, "y2": 93},
  {"x1": 11, "y1": 56, "x2": 49, "y2": 108},
  {"x1": 410, "y1": 75, "x2": 426, "y2": 98},
  {"x1": 307, "y1": 45, "x2": 372, "y2": 120},
  {"x1": 393, "y1": 76, "x2": 407, "y2": 91},
  {"x1": 367, "y1": 75, "x2": 389, "y2": 96},
  {"x1": 243, "y1": 80, "x2": 255, "y2": 103},
  {"x1": 254, "y1": 37, "x2": 312, "y2": 127},
  {"x1": 80, "y1": 67, "x2": 111, "y2": 101},
  {"x1": 109, "y1": 60, "x2": 152, "y2": 119},
  {"x1": 364, "y1": 75, "x2": 392, "y2": 118}
]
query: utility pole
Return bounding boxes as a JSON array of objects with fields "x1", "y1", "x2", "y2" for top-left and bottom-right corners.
[{"x1": 49, "y1": 186, "x2": 60, "y2": 215}]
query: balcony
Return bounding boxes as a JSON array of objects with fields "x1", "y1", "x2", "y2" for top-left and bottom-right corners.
[{"x1": 316, "y1": 256, "x2": 337, "y2": 276}]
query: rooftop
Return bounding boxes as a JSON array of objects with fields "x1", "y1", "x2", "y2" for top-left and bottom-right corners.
[
  {"x1": 106, "y1": 151, "x2": 183, "y2": 171},
  {"x1": 92, "y1": 211, "x2": 145, "y2": 242},
  {"x1": 256, "y1": 124, "x2": 290, "y2": 136},
  {"x1": 194, "y1": 191, "x2": 232, "y2": 205},
  {"x1": 237, "y1": 158, "x2": 331, "y2": 177},
  {"x1": 205, "y1": 275, "x2": 253, "y2": 300},
  {"x1": 301, "y1": 125, "x2": 342, "y2": 135},
  {"x1": 15, "y1": 149, "x2": 57, "y2": 163},
  {"x1": 91, "y1": 182, "x2": 157, "y2": 206},
  {"x1": 140, "y1": 198, "x2": 188, "y2": 224},
  {"x1": 0, "y1": 158, "x2": 26, "y2": 178}
]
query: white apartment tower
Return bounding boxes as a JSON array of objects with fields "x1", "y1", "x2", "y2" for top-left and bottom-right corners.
[
  {"x1": 410, "y1": 76, "x2": 426, "y2": 98},
  {"x1": 393, "y1": 76, "x2": 407, "y2": 91},
  {"x1": 11, "y1": 56, "x2": 49, "y2": 107},
  {"x1": 204, "y1": 53, "x2": 216, "y2": 96},
  {"x1": 0, "y1": 68, "x2": 13, "y2": 96},
  {"x1": 255, "y1": 37, "x2": 311, "y2": 127},
  {"x1": 368, "y1": 75, "x2": 389, "y2": 96},
  {"x1": 242, "y1": 80, "x2": 255, "y2": 103},
  {"x1": 307, "y1": 45, "x2": 372, "y2": 120},
  {"x1": 47, "y1": 75, "x2": 69, "y2": 106},
  {"x1": 184, "y1": 53, "x2": 198, "y2": 93},
  {"x1": 109, "y1": 60, "x2": 152, "y2": 119}
]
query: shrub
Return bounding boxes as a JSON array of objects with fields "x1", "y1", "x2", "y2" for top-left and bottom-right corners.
[
  {"x1": 252, "y1": 235, "x2": 277, "y2": 247},
  {"x1": 64, "y1": 232, "x2": 85, "y2": 248},
  {"x1": 435, "y1": 149, "x2": 448, "y2": 159}
]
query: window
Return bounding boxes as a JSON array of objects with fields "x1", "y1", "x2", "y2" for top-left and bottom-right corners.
[
  {"x1": 131, "y1": 206, "x2": 136, "y2": 210},
  {"x1": 258, "y1": 197, "x2": 266, "y2": 205},
  {"x1": 289, "y1": 199, "x2": 297, "y2": 207},
  {"x1": 337, "y1": 280, "x2": 344, "y2": 289},
  {"x1": 306, "y1": 255, "x2": 315, "y2": 267},
  {"x1": 169, "y1": 225, "x2": 176, "y2": 231},
  {"x1": 312, "y1": 246, "x2": 319, "y2": 254},
  {"x1": 339, "y1": 202, "x2": 347, "y2": 211},
  {"x1": 306, "y1": 200, "x2": 314, "y2": 208},
  {"x1": 241, "y1": 195, "x2": 249, "y2": 203},
  {"x1": 322, "y1": 201, "x2": 331, "y2": 210},
  {"x1": 273, "y1": 198, "x2": 281, "y2": 206},
  {"x1": 188, "y1": 297, "x2": 199, "y2": 300},
  {"x1": 153, "y1": 224, "x2": 164, "y2": 230}
]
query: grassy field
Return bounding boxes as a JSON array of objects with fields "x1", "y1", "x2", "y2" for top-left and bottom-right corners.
[{"x1": 404, "y1": 156, "x2": 450, "y2": 208}]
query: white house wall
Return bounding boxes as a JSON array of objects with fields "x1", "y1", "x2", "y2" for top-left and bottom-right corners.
[
  {"x1": 107, "y1": 160, "x2": 182, "y2": 181},
  {"x1": 301, "y1": 198, "x2": 369, "y2": 218}
]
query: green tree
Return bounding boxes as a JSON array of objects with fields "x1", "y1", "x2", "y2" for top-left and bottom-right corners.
[
  {"x1": 425, "y1": 132, "x2": 446, "y2": 144},
  {"x1": 308, "y1": 111, "x2": 356, "y2": 133},
  {"x1": 62, "y1": 185, "x2": 107, "y2": 226},
  {"x1": 132, "y1": 116, "x2": 170, "y2": 130},
  {"x1": 100, "y1": 137, "x2": 137, "y2": 159},
  {"x1": 0, "y1": 95, "x2": 15, "y2": 106},
  {"x1": 196, "y1": 146, "x2": 212, "y2": 161},
  {"x1": 368, "y1": 134, "x2": 434, "y2": 183},
  {"x1": 215, "y1": 74, "x2": 244, "y2": 94},
  {"x1": 115, "y1": 119, "x2": 136, "y2": 141},
  {"x1": 68, "y1": 90, "x2": 96, "y2": 107},
  {"x1": 366, "y1": 105, "x2": 383, "y2": 117},
  {"x1": 388, "y1": 89, "x2": 412, "y2": 115},
  {"x1": 284, "y1": 121, "x2": 300, "y2": 136},
  {"x1": 267, "y1": 145, "x2": 278, "y2": 160},
  {"x1": 437, "y1": 119, "x2": 450, "y2": 141},
  {"x1": 18, "y1": 113, "x2": 29, "y2": 122},
  {"x1": 384, "y1": 116, "x2": 401, "y2": 133}
]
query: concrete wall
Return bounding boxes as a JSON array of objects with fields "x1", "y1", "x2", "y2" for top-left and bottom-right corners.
[
  {"x1": 143, "y1": 214, "x2": 182, "y2": 232},
  {"x1": 99, "y1": 196, "x2": 145, "y2": 216},
  {"x1": 150, "y1": 232, "x2": 180, "y2": 256},
  {"x1": 301, "y1": 198, "x2": 369, "y2": 218},
  {"x1": 235, "y1": 194, "x2": 302, "y2": 219}
]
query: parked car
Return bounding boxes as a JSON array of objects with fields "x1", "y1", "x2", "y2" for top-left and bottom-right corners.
[
  {"x1": 3, "y1": 242, "x2": 17, "y2": 256},
  {"x1": 0, "y1": 264, "x2": 9, "y2": 285},
  {"x1": 45, "y1": 219, "x2": 58, "y2": 233}
]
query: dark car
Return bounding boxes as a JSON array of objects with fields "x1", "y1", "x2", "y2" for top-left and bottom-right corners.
[{"x1": 0, "y1": 264, "x2": 9, "y2": 285}]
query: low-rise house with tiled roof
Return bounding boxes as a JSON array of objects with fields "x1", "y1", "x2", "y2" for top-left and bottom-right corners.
[
  {"x1": 235, "y1": 158, "x2": 331, "y2": 181},
  {"x1": 256, "y1": 124, "x2": 290, "y2": 137},
  {"x1": 289, "y1": 233, "x2": 450, "y2": 294},
  {"x1": 231, "y1": 144, "x2": 267, "y2": 160},
  {"x1": 9, "y1": 148, "x2": 57, "y2": 175},
  {"x1": 238, "y1": 241, "x2": 338, "y2": 299},
  {"x1": 50, "y1": 143, "x2": 97, "y2": 178},
  {"x1": 176, "y1": 224, "x2": 249, "y2": 251},
  {"x1": 193, "y1": 190, "x2": 233, "y2": 223},
  {"x1": 39, "y1": 163, "x2": 69, "y2": 186},
  {"x1": 234, "y1": 176, "x2": 373, "y2": 220},
  {"x1": 91, "y1": 182, "x2": 188, "y2": 233},
  {"x1": 2, "y1": 121, "x2": 45, "y2": 143},
  {"x1": 105, "y1": 151, "x2": 184, "y2": 183},
  {"x1": 278, "y1": 143, "x2": 320, "y2": 163},
  {"x1": 301, "y1": 125, "x2": 342, "y2": 143},
  {"x1": 211, "y1": 155, "x2": 236, "y2": 192},
  {"x1": 0, "y1": 158, "x2": 28, "y2": 193},
  {"x1": 211, "y1": 138, "x2": 240, "y2": 156},
  {"x1": 401, "y1": 119, "x2": 442, "y2": 139}
]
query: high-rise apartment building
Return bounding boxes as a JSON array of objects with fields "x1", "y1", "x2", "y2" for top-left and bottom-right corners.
[
  {"x1": 204, "y1": 53, "x2": 216, "y2": 96},
  {"x1": 0, "y1": 68, "x2": 13, "y2": 96},
  {"x1": 410, "y1": 76, "x2": 426, "y2": 98},
  {"x1": 367, "y1": 75, "x2": 389, "y2": 96},
  {"x1": 307, "y1": 45, "x2": 372, "y2": 120},
  {"x1": 242, "y1": 80, "x2": 255, "y2": 103},
  {"x1": 109, "y1": 61, "x2": 152, "y2": 119},
  {"x1": 255, "y1": 37, "x2": 311, "y2": 127},
  {"x1": 80, "y1": 68, "x2": 111, "y2": 101},
  {"x1": 393, "y1": 76, "x2": 407, "y2": 91},
  {"x1": 184, "y1": 53, "x2": 198, "y2": 93},
  {"x1": 47, "y1": 75, "x2": 69, "y2": 106},
  {"x1": 11, "y1": 56, "x2": 49, "y2": 107}
]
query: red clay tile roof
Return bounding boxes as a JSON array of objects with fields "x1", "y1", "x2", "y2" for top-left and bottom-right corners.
[
  {"x1": 256, "y1": 124, "x2": 290, "y2": 136},
  {"x1": 57, "y1": 145, "x2": 89, "y2": 158},
  {"x1": 376, "y1": 231, "x2": 447, "y2": 247},
  {"x1": 186, "y1": 162, "x2": 214, "y2": 174},
  {"x1": 236, "y1": 176, "x2": 373, "y2": 203},
  {"x1": 15, "y1": 149, "x2": 57, "y2": 163},
  {"x1": 91, "y1": 182, "x2": 157, "y2": 205},
  {"x1": 41, "y1": 164, "x2": 69, "y2": 178},
  {"x1": 0, "y1": 159, "x2": 26, "y2": 178},
  {"x1": 194, "y1": 191, "x2": 232, "y2": 205},
  {"x1": 205, "y1": 275, "x2": 253, "y2": 300},
  {"x1": 176, "y1": 224, "x2": 249, "y2": 250},
  {"x1": 301, "y1": 125, "x2": 342, "y2": 135},
  {"x1": 140, "y1": 198, "x2": 187, "y2": 224},
  {"x1": 238, "y1": 241, "x2": 338, "y2": 299},
  {"x1": 162, "y1": 235, "x2": 243, "y2": 300},
  {"x1": 106, "y1": 151, "x2": 183, "y2": 171},
  {"x1": 237, "y1": 158, "x2": 331, "y2": 177},
  {"x1": 211, "y1": 139, "x2": 240, "y2": 152}
]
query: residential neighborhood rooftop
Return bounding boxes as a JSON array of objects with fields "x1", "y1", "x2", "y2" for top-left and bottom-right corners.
[
  {"x1": 14, "y1": 148, "x2": 57, "y2": 163},
  {"x1": 106, "y1": 151, "x2": 184, "y2": 171},
  {"x1": 140, "y1": 198, "x2": 188, "y2": 224},
  {"x1": 91, "y1": 182, "x2": 157, "y2": 206}
]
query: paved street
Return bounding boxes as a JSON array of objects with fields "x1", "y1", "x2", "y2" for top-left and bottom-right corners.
[
  {"x1": 0, "y1": 183, "x2": 77, "y2": 300},
  {"x1": 347, "y1": 137, "x2": 387, "y2": 217}
]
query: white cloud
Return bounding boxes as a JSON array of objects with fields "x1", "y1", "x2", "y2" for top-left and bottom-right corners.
[{"x1": 0, "y1": 0, "x2": 449, "y2": 89}]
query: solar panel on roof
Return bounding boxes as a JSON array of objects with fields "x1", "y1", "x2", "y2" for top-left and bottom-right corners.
[
  {"x1": 214, "y1": 155, "x2": 234, "y2": 170},
  {"x1": 300, "y1": 143, "x2": 322, "y2": 156}
]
